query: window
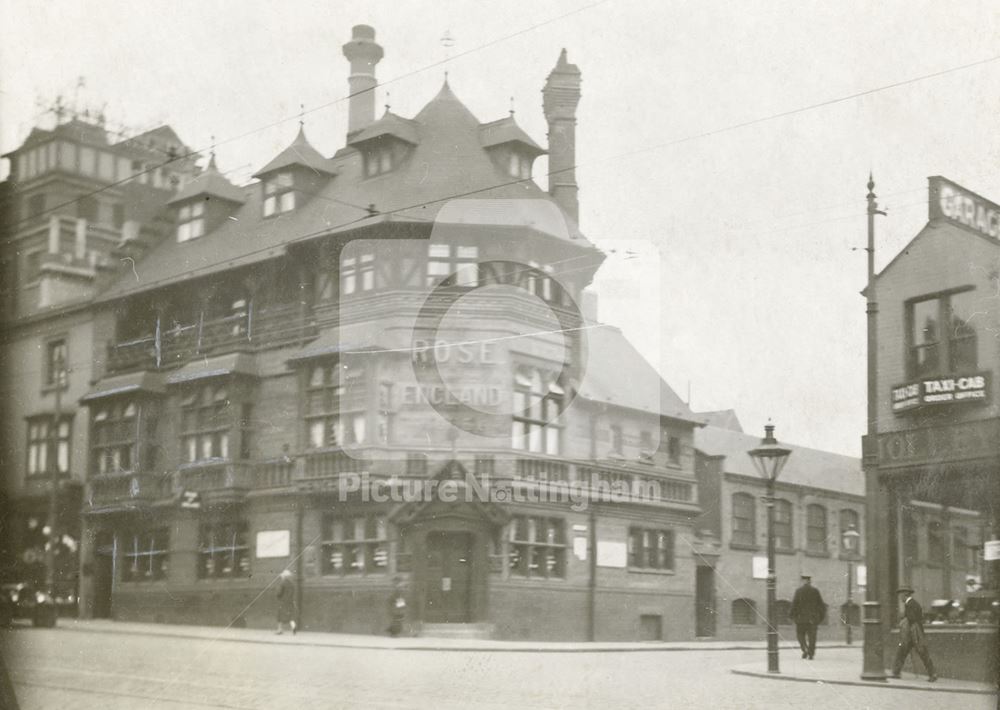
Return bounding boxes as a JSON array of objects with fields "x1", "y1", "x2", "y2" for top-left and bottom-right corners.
[
  {"x1": 839, "y1": 509, "x2": 860, "y2": 554},
  {"x1": 122, "y1": 530, "x2": 169, "y2": 582},
  {"x1": 610, "y1": 425, "x2": 624, "y2": 454},
  {"x1": 426, "y1": 244, "x2": 479, "y2": 287},
  {"x1": 731, "y1": 493, "x2": 756, "y2": 547},
  {"x1": 364, "y1": 146, "x2": 394, "y2": 177},
  {"x1": 180, "y1": 384, "x2": 231, "y2": 464},
  {"x1": 238, "y1": 404, "x2": 253, "y2": 460},
  {"x1": 198, "y1": 522, "x2": 249, "y2": 579},
  {"x1": 511, "y1": 366, "x2": 563, "y2": 455},
  {"x1": 732, "y1": 598, "x2": 757, "y2": 625},
  {"x1": 774, "y1": 499, "x2": 793, "y2": 550},
  {"x1": 341, "y1": 252, "x2": 374, "y2": 295},
  {"x1": 263, "y1": 172, "x2": 295, "y2": 216},
  {"x1": 91, "y1": 400, "x2": 136, "y2": 474},
  {"x1": 628, "y1": 528, "x2": 675, "y2": 570},
  {"x1": 508, "y1": 152, "x2": 531, "y2": 179},
  {"x1": 304, "y1": 361, "x2": 366, "y2": 448},
  {"x1": 509, "y1": 516, "x2": 565, "y2": 578},
  {"x1": 45, "y1": 339, "x2": 68, "y2": 387},
  {"x1": 177, "y1": 201, "x2": 205, "y2": 242},
  {"x1": 907, "y1": 289, "x2": 978, "y2": 377},
  {"x1": 321, "y1": 514, "x2": 388, "y2": 575},
  {"x1": 927, "y1": 519, "x2": 944, "y2": 566},
  {"x1": 27, "y1": 194, "x2": 46, "y2": 219},
  {"x1": 27, "y1": 416, "x2": 72, "y2": 476},
  {"x1": 806, "y1": 504, "x2": 827, "y2": 554},
  {"x1": 667, "y1": 435, "x2": 681, "y2": 465}
]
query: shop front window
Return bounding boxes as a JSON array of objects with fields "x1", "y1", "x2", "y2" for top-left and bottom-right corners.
[
  {"x1": 509, "y1": 516, "x2": 565, "y2": 578},
  {"x1": 628, "y1": 528, "x2": 674, "y2": 570},
  {"x1": 320, "y1": 515, "x2": 388, "y2": 575},
  {"x1": 198, "y1": 522, "x2": 249, "y2": 579},
  {"x1": 122, "y1": 530, "x2": 169, "y2": 582}
]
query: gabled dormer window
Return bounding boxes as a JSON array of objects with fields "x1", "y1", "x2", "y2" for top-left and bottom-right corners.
[
  {"x1": 364, "y1": 146, "x2": 394, "y2": 177},
  {"x1": 177, "y1": 201, "x2": 205, "y2": 242},
  {"x1": 263, "y1": 172, "x2": 295, "y2": 217},
  {"x1": 509, "y1": 153, "x2": 532, "y2": 179}
]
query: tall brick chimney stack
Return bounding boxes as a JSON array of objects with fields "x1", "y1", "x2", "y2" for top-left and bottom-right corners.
[
  {"x1": 342, "y1": 25, "x2": 384, "y2": 137},
  {"x1": 543, "y1": 49, "x2": 582, "y2": 224}
]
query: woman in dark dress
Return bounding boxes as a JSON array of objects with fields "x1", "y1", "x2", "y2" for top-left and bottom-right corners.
[{"x1": 276, "y1": 569, "x2": 297, "y2": 635}]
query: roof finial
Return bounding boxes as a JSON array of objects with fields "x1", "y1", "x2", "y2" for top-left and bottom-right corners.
[
  {"x1": 509, "y1": 96, "x2": 515, "y2": 117},
  {"x1": 208, "y1": 135, "x2": 217, "y2": 171},
  {"x1": 299, "y1": 103, "x2": 305, "y2": 129},
  {"x1": 385, "y1": 92, "x2": 391, "y2": 114}
]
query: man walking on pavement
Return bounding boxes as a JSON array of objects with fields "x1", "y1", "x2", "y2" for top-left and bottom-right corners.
[
  {"x1": 275, "y1": 569, "x2": 297, "y2": 635},
  {"x1": 891, "y1": 586, "x2": 937, "y2": 682},
  {"x1": 790, "y1": 574, "x2": 826, "y2": 659}
]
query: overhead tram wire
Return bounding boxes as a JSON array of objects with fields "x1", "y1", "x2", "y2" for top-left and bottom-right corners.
[
  {"x1": 1, "y1": 52, "x2": 997, "y2": 309},
  {"x1": 0, "y1": 0, "x2": 612, "y2": 229}
]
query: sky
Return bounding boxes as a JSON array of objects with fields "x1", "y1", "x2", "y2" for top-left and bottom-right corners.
[{"x1": 2, "y1": 0, "x2": 999, "y2": 456}]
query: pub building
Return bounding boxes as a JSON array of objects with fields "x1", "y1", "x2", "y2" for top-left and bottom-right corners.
[
  {"x1": 866, "y1": 176, "x2": 999, "y2": 680},
  {"x1": 75, "y1": 27, "x2": 707, "y2": 641}
]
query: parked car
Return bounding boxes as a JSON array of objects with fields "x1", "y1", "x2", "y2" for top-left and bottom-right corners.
[{"x1": 0, "y1": 582, "x2": 58, "y2": 627}]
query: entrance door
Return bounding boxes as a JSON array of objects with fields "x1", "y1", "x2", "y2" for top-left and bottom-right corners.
[
  {"x1": 695, "y1": 566, "x2": 716, "y2": 637},
  {"x1": 92, "y1": 531, "x2": 115, "y2": 619},
  {"x1": 423, "y1": 532, "x2": 473, "y2": 623}
]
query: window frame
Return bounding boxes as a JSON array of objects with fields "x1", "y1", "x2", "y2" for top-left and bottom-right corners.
[
  {"x1": 263, "y1": 171, "x2": 296, "y2": 217},
  {"x1": 176, "y1": 200, "x2": 205, "y2": 242},
  {"x1": 26, "y1": 415, "x2": 73, "y2": 477},
  {"x1": 91, "y1": 399, "x2": 137, "y2": 475},
  {"x1": 197, "y1": 521, "x2": 249, "y2": 579},
  {"x1": 320, "y1": 514, "x2": 388, "y2": 576},
  {"x1": 905, "y1": 287, "x2": 977, "y2": 378},
  {"x1": 122, "y1": 529, "x2": 170, "y2": 583},
  {"x1": 806, "y1": 503, "x2": 828, "y2": 554},
  {"x1": 627, "y1": 527, "x2": 675, "y2": 571},
  {"x1": 304, "y1": 361, "x2": 367, "y2": 449},
  {"x1": 45, "y1": 339, "x2": 69, "y2": 388},
  {"x1": 508, "y1": 515, "x2": 566, "y2": 579},
  {"x1": 731, "y1": 492, "x2": 756, "y2": 548},
  {"x1": 426, "y1": 243, "x2": 479, "y2": 288},
  {"x1": 773, "y1": 498, "x2": 793, "y2": 551},
  {"x1": 179, "y1": 383, "x2": 231, "y2": 465},
  {"x1": 511, "y1": 365, "x2": 563, "y2": 455}
]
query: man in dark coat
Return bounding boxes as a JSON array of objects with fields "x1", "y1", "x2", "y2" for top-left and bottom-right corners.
[
  {"x1": 275, "y1": 569, "x2": 297, "y2": 635},
  {"x1": 891, "y1": 586, "x2": 937, "y2": 681},
  {"x1": 789, "y1": 574, "x2": 826, "y2": 659}
]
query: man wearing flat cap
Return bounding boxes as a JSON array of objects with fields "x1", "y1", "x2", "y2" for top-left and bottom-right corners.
[
  {"x1": 790, "y1": 574, "x2": 826, "y2": 659},
  {"x1": 891, "y1": 586, "x2": 937, "y2": 682}
]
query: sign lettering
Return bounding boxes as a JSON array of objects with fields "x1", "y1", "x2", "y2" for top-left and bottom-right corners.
[
  {"x1": 929, "y1": 176, "x2": 1000, "y2": 240},
  {"x1": 891, "y1": 373, "x2": 989, "y2": 413}
]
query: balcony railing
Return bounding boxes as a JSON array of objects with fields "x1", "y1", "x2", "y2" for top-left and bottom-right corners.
[
  {"x1": 90, "y1": 472, "x2": 173, "y2": 508},
  {"x1": 178, "y1": 461, "x2": 253, "y2": 494},
  {"x1": 106, "y1": 302, "x2": 317, "y2": 374},
  {"x1": 300, "y1": 449, "x2": 369, "y2": 480}
]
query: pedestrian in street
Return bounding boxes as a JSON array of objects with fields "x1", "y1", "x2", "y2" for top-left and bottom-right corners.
[
  {"x1": 789, "y1": 574, "x2": 826, "y2": 659},
  {"x1": 891, "y1": 586, "x2": 937, "y2": 682},
  {"x1": 275, "y1": 569, "x2": 297, "y2": 635},
  {"x1": 387, "y1": 576, "x2": 407, "y2": 637}
]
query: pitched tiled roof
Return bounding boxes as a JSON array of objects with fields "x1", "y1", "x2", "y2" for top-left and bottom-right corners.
[
  {"x1": 253, "y1": 125, "x2": 338, "y2": 178},
  {"x1": 99, "y1": 80, "x2": 595, "y2": 302},
  {"x1": 577, "y1": 324, "x2": 701, "y2": 424},
  {"x1": 694, "y1": 409, "x2": 744, "y2": 432},
  {"x1": 167, "y1": 158, "x2": 246, "y2": 206},
  {"x1": 479, "y1": 116, "x2": 545, "y2": 155},
  {"x1": 348, "y1": 110, "x2": 419, "y2": 146},
  {"x1": 694, "y1": 425, "x2": 863, "y2": 496}
]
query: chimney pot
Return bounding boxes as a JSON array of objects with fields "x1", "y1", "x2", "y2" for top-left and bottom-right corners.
[
  {"x1": 542, "y1": 50, "x2": 582, "y2": 224},
  {"x1": 343, "y1": 25, "x2": 384, "y2": 137}
]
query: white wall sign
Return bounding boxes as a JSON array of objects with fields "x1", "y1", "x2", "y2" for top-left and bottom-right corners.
[
  {"x1": 256, "y1": 530, "x2": 290, "y2": 559},
  {"x1": 984, "y1": 540, "x2": 1000, "y2": 561},
  {"x1": 596, "y1": 540, "x2": 627, "y2": 568},
  {"x1": 573, "y1": 536, "x2": 588, "y2": 561},
  {"x1": 752, "y1": 556, "x2": 768, "y2": 580},
  {"x1": 856, "y1": 564, "x2": 867, "y2": 588}
]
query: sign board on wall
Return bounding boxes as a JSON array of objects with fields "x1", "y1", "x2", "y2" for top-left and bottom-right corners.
[
  {"x1": 891, "y1": 373, "x2": 989, "y2": 414},
  {"x1": 256, "y1": 530, "x2": 291, "y2": 559},
  {"x1": 752, "y1": 556, "x2": 768, "y2": 580},
  {"x1": 984, "y1": 540, "x2": 1000, "y2": 562},
  {"x1": 856, "y1": 564, "x2": 867, "y2": 588},
  {"x1": 928, "y1": 176, "x2": 1000, "y2": 240},
  {"x1": 596, "y1": 540, "x2": 627, "y2": 568}
]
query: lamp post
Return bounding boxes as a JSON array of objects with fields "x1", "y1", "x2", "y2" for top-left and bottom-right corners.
[
  {"x1": 748, "y1": 423, "x2": 792, "y2": 674},
  {"x1": 842, "y1": 523, "x2": 860, "y2": 645}
]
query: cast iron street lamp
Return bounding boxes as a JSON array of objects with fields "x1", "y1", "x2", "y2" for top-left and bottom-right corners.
[
  {"x1": 748, "y1": 423, "x2": 792, "y2": 674},
  {"x1": 842, "y1": 523, "x2": 860, "y2": 645}
]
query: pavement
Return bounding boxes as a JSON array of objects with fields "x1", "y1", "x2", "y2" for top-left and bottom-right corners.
[{"x1": 50, "y1": 618, "x2": 997, "y2": 696}]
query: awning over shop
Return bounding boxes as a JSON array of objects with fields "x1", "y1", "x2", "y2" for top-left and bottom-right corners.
[
  {"x1": 80, "y1": 371, "x2": 165, "y2": 403},
  {"x1": 165, "y1": 352, "x2": 258, "y2": 385}
]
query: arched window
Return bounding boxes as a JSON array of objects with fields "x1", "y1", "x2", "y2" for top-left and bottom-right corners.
[
  {"x1": 774, "y1": 499, "x2": 793, "y2": 550},
  {"x1": 806, "y1": 504, "x2": 827, "y2": 554},
  {"x1": 731, "y1": 493, "x2": 756, "y2": 547},
  {"x1": 732, "y1": 598, "x2": 757, "y2": 625}
]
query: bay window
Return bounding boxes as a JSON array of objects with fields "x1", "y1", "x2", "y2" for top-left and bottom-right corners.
[
  {"x1": 179, "y1": 384, "x2": 230, "y2": 464},
  {"x1": 91, "y1": 400, "x2": 136, "y2": 474}
]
